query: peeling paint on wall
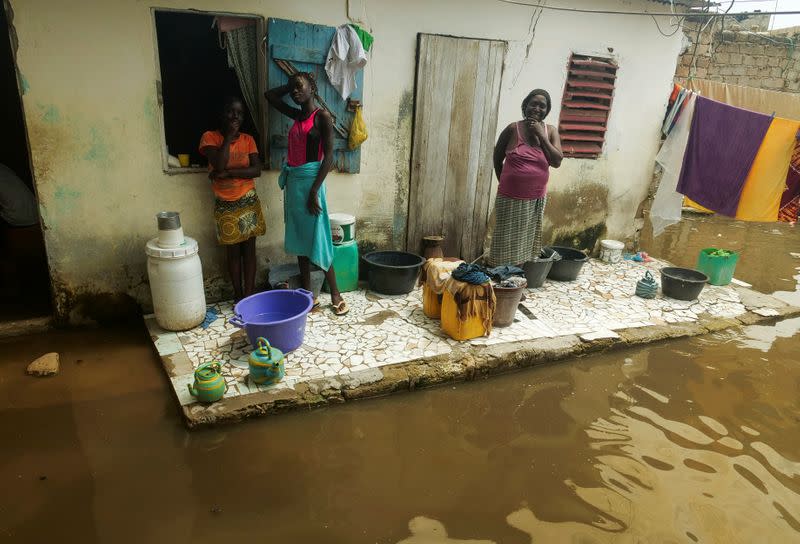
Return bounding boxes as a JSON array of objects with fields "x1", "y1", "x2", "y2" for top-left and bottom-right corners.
[
  {"x1": 544, "y1": 183, "x2": 610, "y2": 253},
  {"x1": 26, "y1": 116, "x2": 71, "y2": 185},
  {"x1": 143, "y1": 95, "x2": 161, "y2": 145},
  {"x1": 83, "y1": 126, "x2": 110, "y2": 162},
  {"x1": 38, "y1": 103, "x2": 59, "y2": 123},
  {"x1": 392, "y1": 89, "x2": 414, "y2": 250},
  {"x1": 53, "y1": 186, "x2": 81, "y2": 213}
]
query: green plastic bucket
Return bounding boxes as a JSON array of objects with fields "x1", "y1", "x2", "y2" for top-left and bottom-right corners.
[
  {"x1": 323, "y1": 240, "x2": 359, "y2": 293},
  {"x1": 696, "y1": 248, "x2": 739, "y2": 286}
]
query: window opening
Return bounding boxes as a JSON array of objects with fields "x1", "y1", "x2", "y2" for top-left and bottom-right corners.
[{"x1": 154, "y1": 10, "x2": 263, "y2": 171}]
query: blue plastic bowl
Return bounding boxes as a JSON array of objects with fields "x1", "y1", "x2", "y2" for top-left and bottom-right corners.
[{"x1": 230, "y1": 289, "x2": 314, "y2": 352}]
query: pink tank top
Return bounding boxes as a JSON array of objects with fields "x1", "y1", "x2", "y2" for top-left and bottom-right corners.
[
  {"x1": 287, "y1": 109, "x2": 325, "y2": 167},
  {"x1": 497, "y1": 122, "x2": 551, "y2": 200}
]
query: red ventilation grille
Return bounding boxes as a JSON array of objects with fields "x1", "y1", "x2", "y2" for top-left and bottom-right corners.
[{"x1": 559, "y1": 54, "x2": 617, "y2": 159}]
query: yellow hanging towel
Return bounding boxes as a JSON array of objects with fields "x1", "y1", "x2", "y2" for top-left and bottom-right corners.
[
  {"x1": 735, "y1": 117, "x2": 800, "y2": 222},
  {"x1": 348, "y1": 106, "x2": 368, "y2": 150},
  {"x1": 683, "y1": 197, "x2": 713, "y2": 214}
]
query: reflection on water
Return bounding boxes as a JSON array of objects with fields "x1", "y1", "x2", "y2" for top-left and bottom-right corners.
[
  {"x1": 494, "y1": 216, "x2": 800, "y2": 542},
  {"x1": 2, "y1": 213, "x2": 800, "y2": 543},
  {"x1": 640, "y1": 214, "x2": 798, "y2": 295},
  {"x1": 738, "y1": 317, "x2": 800, "y2": 351},
  {"x1": 507, "y1": 380, "x2": 800, "y2": 543},
  {"x1": 397, "y1": 517, "x2": 495, "y2": 544},
  {"x1": 398, "y1": 325, "x2": 800, "y2": 543},
  {"x1": 773, "y1": 264, "x2": 800, "y2": 307}
]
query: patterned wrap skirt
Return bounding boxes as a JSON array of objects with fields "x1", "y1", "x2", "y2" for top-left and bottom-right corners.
[
  {"x1": 213, "y1": 189, "x2": 267, "y2": 245},
  {"x1": 488, "y1": 194, "x2": 547, "y2": 267}
]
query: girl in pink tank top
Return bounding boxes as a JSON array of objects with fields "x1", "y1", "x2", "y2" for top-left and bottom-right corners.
[{"x1": 266, "y1": 71, "x2": 349, "y2": 316}]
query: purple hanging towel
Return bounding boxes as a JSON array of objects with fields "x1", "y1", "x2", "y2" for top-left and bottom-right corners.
[{"x1": 676, "y1": 95, "x2": 772, "y2": 217}]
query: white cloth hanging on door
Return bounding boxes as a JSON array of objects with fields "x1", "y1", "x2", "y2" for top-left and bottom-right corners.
[
  {"x1": 651, "y1": 93, "x2": 697, "y2": 237},
  {"x1": 325, "y1": 24, "x2": 367, "y2": 100}
]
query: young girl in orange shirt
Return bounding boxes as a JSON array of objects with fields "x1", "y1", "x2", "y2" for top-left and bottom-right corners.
[{"x1": 199, "y1": 97, "x2": 265, "y2": 301}]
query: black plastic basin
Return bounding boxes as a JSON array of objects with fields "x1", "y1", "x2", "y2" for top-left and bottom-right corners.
[
  {"x1": 547, "y1": 246, "x2": 588, "y2": 282},
  {"x1": 364, "y1": 251, "x2": 425, "y2": 295},
  {"x1": 523, "y1": 247, "x2": 558, "y2": 288},
  {"x1": 660, "y1": 267, "x2": 708, "y2": 301}
]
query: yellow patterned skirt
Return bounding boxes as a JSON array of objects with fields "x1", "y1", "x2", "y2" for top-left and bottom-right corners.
[{"x1": 214, "y1": 189, "x2": 267, "y2": 245}]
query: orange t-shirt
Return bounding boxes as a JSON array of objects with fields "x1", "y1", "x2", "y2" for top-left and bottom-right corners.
[{"x1": 198, "y1": 131, "x2": 259, "y2": 201}]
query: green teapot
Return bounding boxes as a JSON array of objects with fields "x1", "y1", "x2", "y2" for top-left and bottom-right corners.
[
  {"x1": 248, "y1": 337, "x2": 285, "y2": 386},
  {"x1": 635, "y1": 271, "x2": 658, "y2": 299},
  {"x1": 187, "y1": 361, "x2": 227, "y2": 403}
]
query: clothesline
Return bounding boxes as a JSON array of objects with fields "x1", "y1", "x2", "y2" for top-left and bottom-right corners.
[
  {"x1": 676, "y1": 78, "x2": 800, "y2": 120},
  {"x1": 651, "y1": 80, "x2": 800, "y2": 236}
]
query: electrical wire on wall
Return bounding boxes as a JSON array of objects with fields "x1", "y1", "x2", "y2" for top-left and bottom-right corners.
[
  {"x1": 686, "y1": 1, "x2": 725, "y2": 80},
  {"x1": 650, "y1": 14, "x2": 686, "y2": 37},
  {"x1": 495, "y1": 0, "x2": 800, "y2": 47},
  {"x1": 494, "y1": 0, "x2": 800, "y2": 18},
  {"x1": 710, "y1": 0, "x2": 736, "y2": 56},
  {"x1": 492, "y1": 0, "x2": 800, "y2": 91},
  {"x1": 689, "y1": 0, "x2": 796, "y2": 80},
  {"x1": 651, "y1": 0, "x2": 686, "y2": 38},
  {"x1": 511, "y1": 0, "x2": 545, "y2": 87}
]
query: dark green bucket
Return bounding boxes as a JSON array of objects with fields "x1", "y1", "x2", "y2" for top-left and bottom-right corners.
[{"x1": 696, "y1": 248, "x2": 739, "y2": 286}]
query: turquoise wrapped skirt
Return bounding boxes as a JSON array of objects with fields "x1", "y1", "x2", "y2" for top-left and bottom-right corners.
[{"x1": 278, "y1": 161, "x2": 333, "y2": 272}]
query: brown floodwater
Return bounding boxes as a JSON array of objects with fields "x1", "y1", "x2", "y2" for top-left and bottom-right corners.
[{"x1": 1, "y1": 215, "x2": 799, "y2": 543}]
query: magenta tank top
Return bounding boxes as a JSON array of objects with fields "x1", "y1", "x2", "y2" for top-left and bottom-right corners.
[
  {"x1": 287, "y1": 109, "x2": 324, "y2": 167},
  {"x1": 497, "y1": 122, "x2": 551, "y2": 200}
]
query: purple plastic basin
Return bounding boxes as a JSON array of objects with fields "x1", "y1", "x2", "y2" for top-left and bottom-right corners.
[{"x1": 229, "y1": 289, "x2": 313, "y2": 353}]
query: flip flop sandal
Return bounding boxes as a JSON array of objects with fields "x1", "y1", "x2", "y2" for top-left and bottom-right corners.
[
  {"x1": 332, "y1": 300, "x2": 349, "y2": 316},
  {"x1": 312, "y1": 298, "x2": 321, "y2": 310}
]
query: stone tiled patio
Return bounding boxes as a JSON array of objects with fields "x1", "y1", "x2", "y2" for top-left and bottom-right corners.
[{"x1": 145, "y1": 257, "x2": 800, "y2": 428}]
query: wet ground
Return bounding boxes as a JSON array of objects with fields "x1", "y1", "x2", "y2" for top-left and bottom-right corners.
[
  {"x1": 642, "y1": 213, "x2": 800, "y2": 306},
  {"x1": 2, "y1": 215, "x2": 799, "y2": 543}
]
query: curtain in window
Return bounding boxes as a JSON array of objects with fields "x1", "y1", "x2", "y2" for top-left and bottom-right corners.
[{"x1": 225, "y1": 24, "x2": 260, "y2": 129}]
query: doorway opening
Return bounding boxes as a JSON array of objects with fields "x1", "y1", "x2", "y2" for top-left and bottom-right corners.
[{"x1": 0, "y1": 2, "x2": 52, "y2": 322}]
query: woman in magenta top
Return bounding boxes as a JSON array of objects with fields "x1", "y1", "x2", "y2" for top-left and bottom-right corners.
[
  {"x1": 488, "y1": 89, "x2": 563, "y2": 267},
  {"x1": 266, "y1": 72, "x2": 347, "y2": 315}
]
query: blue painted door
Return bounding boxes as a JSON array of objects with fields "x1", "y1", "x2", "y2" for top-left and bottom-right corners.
[{"x1": 266, "y1": 18, "x2": 362, "y2": 173}]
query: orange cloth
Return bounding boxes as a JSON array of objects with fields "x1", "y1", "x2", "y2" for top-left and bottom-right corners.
[
  {"x1": 735, "y1": 117, "x2": 800, "y2": 222},
  {"x1": 668, "y1": 83, "x2": 681, "y2": 103},
  {"x1": 683, "y1": 197, "x2": 713, "y2": 213},
  {"x1": 199, "y1": 131, "x2": 259, "y2": 201}
]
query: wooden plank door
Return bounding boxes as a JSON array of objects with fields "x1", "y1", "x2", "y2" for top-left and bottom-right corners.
[{"x1": 407, "y1": 34, "x2": 505, "y2": 260}]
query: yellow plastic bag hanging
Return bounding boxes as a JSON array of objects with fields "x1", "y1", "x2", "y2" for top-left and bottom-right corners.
[{"x1": 348, "y1": 106, "x2": 368, "y2": 150}]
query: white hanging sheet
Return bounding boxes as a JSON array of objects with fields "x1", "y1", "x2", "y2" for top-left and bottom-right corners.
[{"x1": 651, "y1": 92, "x2": 697, "y2": 237}]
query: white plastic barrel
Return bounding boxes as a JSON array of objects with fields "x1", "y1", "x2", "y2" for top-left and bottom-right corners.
[{"x1": 146, "y1": 236, "x2": 206, "y2": 331}]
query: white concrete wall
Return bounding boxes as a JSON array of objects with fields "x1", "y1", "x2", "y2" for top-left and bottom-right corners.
[{"x1": 8, "y1": 0, "x2": 683, "y2": 320}]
